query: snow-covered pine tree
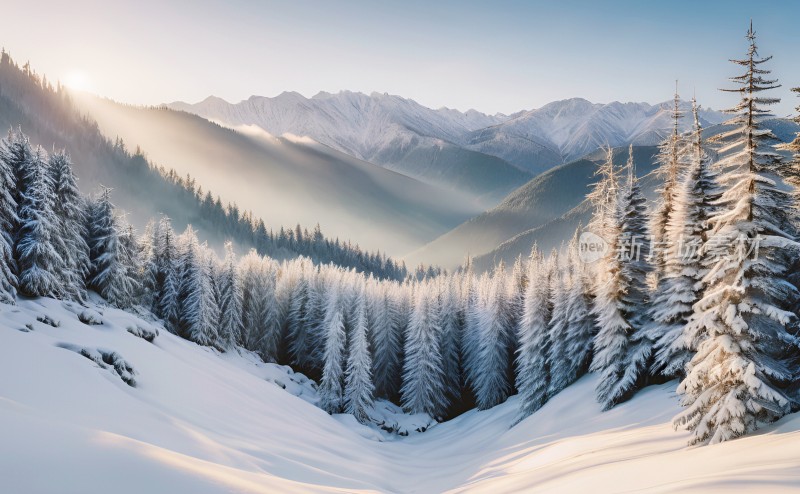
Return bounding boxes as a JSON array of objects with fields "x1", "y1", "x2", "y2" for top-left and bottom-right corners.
[
  {"x1": 650, "y1": 99, "x2": 720, "y2": 378},
  {"x1": 216, "y1": 241, "x2": 243, "y2": 350},
  {"x1": 514, "y1": 247, "x2": 552, "y2": 423},
  {"x1": 589, "y1": 147, "x2": 636, "y2": 410},
  {"x1": 471, "y1": 266, "x2": 514, "y2": 410},
  {"x1": 546, "y1": 253, "x2": 572, "y2": 397},
  {"x1": 615, "y1": 145, "x2": 656, "y2": 397},
  {"x1": 47, "y1": 150, "x2": 90, "y2": 302},
  {"x1": 674, "y1": 23, "x2": 800, "y2": 445},
  {"x1": 154, "y1": 216, "x2": 180, "y2": 329},
  {"x1": 564, "y1": 233, "x2": 596, "y2": 384},
  {"x1": 15, "y1": 146, "x2": 60, "y2": 298},
  {"x1": 438, "y1": 274, "x2": 462, "y2": 407},
  {"x1": 86, "y1": 188, "x2": 118, "y2": 296},
  {"x1": 401, "y1": 281, "x2": 447, "y2": 418},
  {"x1": 0, "y1": 127, "x2": 33, "y2": 217},
  {"x1": 344, "y1": 282, "x2": 375, "y2": 423},
  {"x1": 178, "y1": 232, "x2": 220, "y2": 347},
  {"x1": 112, "y1": 221, "x2": 143, "y2": 308},
  {"x1": 650, "y1": 86, "x2": 686, "y2": 289},
  {"x1": 287, "y1": 261, "x2": 314, "y2": 372},
  {"x1": 0, "y1": 129, "x2": 20, "y2": 303},
  {"x1": 238, "y1": 251, "x2": 281, "y2": 361},
  {"x1": 370, "y1": 279, "x2": 402, "y2": 400},
  {"x1": 319, "y1": 278, "x2": 346, "y2": 414}
]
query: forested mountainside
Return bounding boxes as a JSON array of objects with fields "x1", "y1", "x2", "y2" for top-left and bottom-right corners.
[{"x1": 0, "y1": 52, "x2": 409, "y2": 280}]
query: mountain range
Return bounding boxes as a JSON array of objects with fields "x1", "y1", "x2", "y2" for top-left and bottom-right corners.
[{"x1": 169, "y1": 92, "x2": 726, "y2": 193}]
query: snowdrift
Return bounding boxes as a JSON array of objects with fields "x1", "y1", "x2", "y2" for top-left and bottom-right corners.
[{"x1": 1, "y1": 297, "x2": 798, "y2": 493}]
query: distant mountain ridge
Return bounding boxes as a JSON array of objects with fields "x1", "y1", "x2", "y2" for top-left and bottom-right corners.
[{"x1": 168, "y1": 92, "x2": 726, "y2": 182}]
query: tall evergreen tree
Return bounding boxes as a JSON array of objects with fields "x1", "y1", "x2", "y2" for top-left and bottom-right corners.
[
  {"x1": 401, "y1": 282, "x2": 447, "y2": 418},
  {"x1": 547, "y1": 255, "x2": 572, "y2": 396},
  {"x1": 514, "y1": 247, "x2": 552, "y2": 422},
  {"x1": 48, "y1": 150, "x2": 90, "y2": 302},
  {"x1": 650, "y1": 87, "x2": 686, "y2": 288},
  {"x1": 564, "y1": 237, "x2": 596, "y2": 385},
  {"x1": 15, "y1": 146, "x2": 60, "y2": 298},
  {"x1": 370, "y1": 280, "x2": 402, "y2": 400},
  {"x1": 0, "y1": 129, "x2": 20, "y2": 303},
  {"x1": 649, "y1": 99, "x2": 720, "y2": 378},
  {"x1": 217, "y1": 241, "x2": 243, "y2": 350},
  {"x1": 344, "y1": 283, "x2": 374, "y2": 423},
  {"x1": 319, "y1": 280, "x2": 346, "y2": 414},
  {"x1": 674, "y1": 24, "x2": 799, "y2": 444}
]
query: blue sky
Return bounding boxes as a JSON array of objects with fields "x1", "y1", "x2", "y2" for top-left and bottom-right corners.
[{"x1": 2, "y1": 0, "x2": 799, "y2": 115}]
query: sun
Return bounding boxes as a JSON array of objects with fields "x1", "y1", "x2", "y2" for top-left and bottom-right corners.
[{"x1": 62, "y1": 70, "x2": 92, "y2": 92}]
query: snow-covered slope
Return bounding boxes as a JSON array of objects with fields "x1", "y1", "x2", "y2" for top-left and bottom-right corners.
[
  {"x1": 2, "y1": 296, "x2": 798, "y2": 493},
  {"x1": 73, "y1": 94, "x2": 481, "y2": 256},
  {"x1": 168, "y1": 91, "x2": 530, "y2": 203}
]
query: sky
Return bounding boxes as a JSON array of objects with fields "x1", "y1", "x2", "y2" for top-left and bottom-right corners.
[{"x1": 2, "y1": 0, "x2": 800, "y2": 116}]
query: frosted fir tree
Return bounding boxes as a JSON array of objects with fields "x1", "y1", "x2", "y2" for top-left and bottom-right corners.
[
  {"x1": 111, "y1": 221, "x2": 143, "y2": 308},
  {"x1": 48, "y1": 151, "x2": 90, "y2": 302},
  {"x1": 238, "y1": 252, "x2": 281, "y2": 361},
  {"x1": 287, "y1": 262, "x2": 313, "y2": 372},
  {"x1": 514, "y1": 247, "x2": 552, "y2": 423},
  {"x1": 649, "y1": 99, "x2": 720, "y2": 378},
  {"x1": 401, "y1": 282, "x2": 447, "y2": 418},
  {"x1": 674, "y1": 24, "x2": 799, "y2": 445},
  {"x1": 154, "y1": 217, "x2": 181, "y2": 329},
  {"x1": 216, "y1": 241, "x2": 243, "y2": 350},
  {"x1": 650, "y1": 87, "x2": 686, "y2": 289},
  {"x1": 563, "y1": 235, "x2": 596, "y2": 384},
  {"x1": 86, "y1": 188, "x2": 118, "y2": 295},
  {"x1": 0, "y1": 127, "x2": 33, "y2": 215},
  {"x1": 546, "y1": 254, "x2": 572, "y2": 397},
  {"x1": 178, "y1": 234, "x2": 220, "y2": 347},
  {"x1": 438, "y1": 274, "x2": 462, "y2": 407},
  {"x1": 471, "y1": 268, "x2": 514, "y2": 410},
  {"x1": 589, "y1": 147, "x2": 638, "y2": 410},
  {"x1": 15, "y1": 146, "x2": 60, "y2": 298},
  {"x1": 615, "y1": 145, "x2": 655, "y2": 398},
  {"x1": 370, "y1": 280, "x2": 403, "y2": 400},
  {"x1": 0, "y1": 129, "x2": 20, "y2": 303},
  {"x1": 319, "y1": 280, "x2": 346, "y2": 414},
  {"x1": 344, "y1": 283, "x2": 375, "y2": 423}
]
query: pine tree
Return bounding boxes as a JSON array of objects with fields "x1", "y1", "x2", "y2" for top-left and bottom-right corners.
[
  {"x1": 112, "y1": 221, "x2": 142, "y2": 308},
  {"x1": 0, "y1": 129, "x2": 19, "y2": 303},
  {"x1": 650, "y1": 87, "x2": 686, "y2": 288},
  {"x1": 216, "y1": 241, "x2": 243, "y2": 350},
  {"x1": 591, "y1": 150, "x2": 646, "y2": 410},
  {"x1": 86, "y1": 188, "x2": 118, "y2": 296},
  {"x1": 344, "y1": 283, "x2": 374, "y2": 423},
  {"x1": 15, "y1": 146, "x2": 60, "y2": 298},
  {"x1": 369, "y1": 280, "x2": 402, "y2": 400},
  {"x1": 287, "y1": 262, "x2": 313, "y2": 372},
  {"x1": 319, "y1": 280, "x2": 346, "y2": 414},
  {"x1": 649, "y1": 99, "x2": 720, "y2": 378},
  {"x1": 674, "y1": 23, "x2": 799, "y2": 445},
  {"x1": 401, "y1": 282, "x2": 447, "y2": 418},
  {"x1": 563, "y1": 237, "x2": 596, "y2": 384},
  {"x1": 438, "y1": 274, "x2": 462, "y2": 407},
  {"x1": 178, "y1": 232, "x2": 219, "y2": 347},
  {"x1": 154, "y1": 217, "x2": 180, "y2": 329},
  {"x1": 616, "y1": 146, "x2": 655, "y2": 396},
  {"x1": 47, "y1": 150, "x2": 90, "y2": 302},
  {"x1": 546, "y1": 255, "x2": 571, "y2": 396},
  {"x1": 514, "y1": 247, "x2": 552, "y2": 422}
]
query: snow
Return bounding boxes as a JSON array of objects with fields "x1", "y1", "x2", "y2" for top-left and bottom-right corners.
[{"x1": 1, "y1": 296, "x2": 799, "y2": 493}]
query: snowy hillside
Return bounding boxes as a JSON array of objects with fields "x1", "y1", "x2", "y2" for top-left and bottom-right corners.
[{"x1": 2, "y1": 296, "x2": 798, "y2": 494}]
